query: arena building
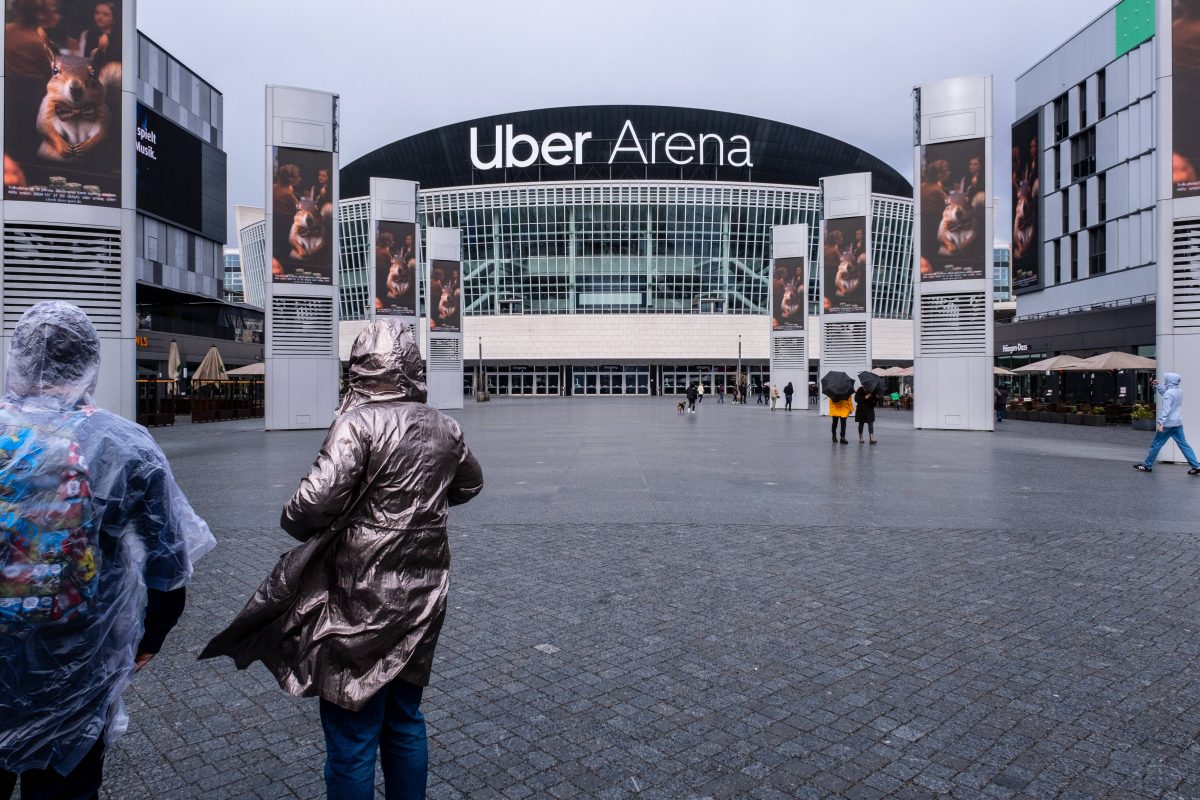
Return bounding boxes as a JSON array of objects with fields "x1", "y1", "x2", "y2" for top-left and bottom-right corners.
[{"x1": 247, "y1": 105, "x2": 917, "y2": 396}]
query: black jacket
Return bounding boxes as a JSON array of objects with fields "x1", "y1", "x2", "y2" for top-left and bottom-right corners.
[
  {"x1": 853, "y1": 388, "x2": 876, "y2": 422},
  {"x1": 686, "y1": 386, "x2": 699, "y2": 402}
]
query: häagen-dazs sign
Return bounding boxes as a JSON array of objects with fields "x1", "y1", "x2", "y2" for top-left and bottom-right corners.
[{"x1": 470, "y1": 121, "x2": 753, "y2": 170}]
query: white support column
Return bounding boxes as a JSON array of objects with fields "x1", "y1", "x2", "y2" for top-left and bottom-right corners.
[
  {"x1": 1156, "y1": 0, "x2": 1200, "y2": 463},
  {"x1": 368, "y1": 178, "x2": 420, "y2": 337},
  {"x1": 264, "y1": 86, "x2": 341, "y2": 431},
  {"x1": 912, "y1": 75, "x2": 995, "y2": 431},
  {"x1": 770, "y1": 224, "x2": 809, "y2": 409},
  {"x1": 425, "y1": 227, "x2": 463, "y2": 410},
  {"x1": 818, "y1": 173, "x2": 873, "y2": 415},
  {"x1": 0, "y1": 0, "x2": 138, "y2": 418}
]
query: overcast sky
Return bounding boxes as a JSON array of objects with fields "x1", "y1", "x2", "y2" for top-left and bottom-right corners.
[{"x1": 137, "y1": 0, "x2": 1116, "y2": 246}]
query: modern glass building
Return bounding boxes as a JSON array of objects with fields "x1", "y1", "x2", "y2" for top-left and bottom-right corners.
[{"x1": 250, "y1": 106, "x2": 917, "y2": 396}]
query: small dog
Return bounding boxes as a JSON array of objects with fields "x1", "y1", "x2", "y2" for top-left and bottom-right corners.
[
  {"x1": 937, "y1": 179, "x2": 978, "y2": 256},
  {"x1": 780, "y1": 281, "x2": 802, "y2": 320},
  {"x1": 834, "y1": 250, "x2": 861, "y2": 297},
  {"x1": 676, "y1": 401, "x2": 687, "y2": 414},
  {"x1": 289, "y1": 197, "x2": 328, "y2": 260},
  {"x1": 36, "y1": 40, "x2": 120, "y2": 162}
]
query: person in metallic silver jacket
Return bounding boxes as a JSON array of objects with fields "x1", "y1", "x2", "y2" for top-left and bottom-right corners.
[{"x1": 203, "y1": 322, "x2": 483, "y2": 800}]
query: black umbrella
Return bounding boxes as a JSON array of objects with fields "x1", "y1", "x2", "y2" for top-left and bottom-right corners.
[
  {"x1": 858, "y1": 371, "x2": 886, "y2": 395},
  {"x1": 820, "y1": 371, "x2": 854, "y2": 401}
]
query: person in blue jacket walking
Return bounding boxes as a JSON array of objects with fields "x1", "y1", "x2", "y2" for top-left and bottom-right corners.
[{"x1": 1134, "y1": 372, "x2": 1200, "y2": 474}]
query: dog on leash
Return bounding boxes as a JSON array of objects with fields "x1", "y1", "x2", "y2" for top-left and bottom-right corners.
[
  {"x1": 36, "y1": 39, "x2": 120, "y2": 162},
  {"x1": 676, "y1": 401, "x2": 687, "y2": 414}
]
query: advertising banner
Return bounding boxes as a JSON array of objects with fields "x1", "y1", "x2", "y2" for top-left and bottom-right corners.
[
  {"x1": 136, "y1": 103, "x2": 201, "y2": 232},
  {"x1": 918, "y1": 138, "x2": 987, "y2": 281},
  {"x1": 821, "y1": 217, "x2": 868, "y2": 314},
  {"x1": 1011, "y1": 113, "x2": 1040, "y2": 290},
  {"x1": 3, "y1": 0, "x2": 123, "y2": 206},
  {"x1": 272, "y1": 146, "x2": 334, "y2": 284},
  {"x1": 1174, "y1": 0, "x2": 1200, "y2": 197},
  {"x1": 429, "y1": 259, "x2": 461, "y2": 332},
  {"x1": 771, "y1": 256, "x2": 806, "y2": 331},
  {"x1": 375, "y1": 221, "x2": 418, "y2": 317}
]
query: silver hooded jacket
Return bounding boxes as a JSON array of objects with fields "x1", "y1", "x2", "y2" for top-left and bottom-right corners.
[{"x1": 201, "y1": 323, "x2": 483, "y2": 710}]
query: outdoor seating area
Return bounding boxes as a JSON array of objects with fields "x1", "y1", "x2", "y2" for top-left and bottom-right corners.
[{"x1": 136, "y1": 347, "x2": 265, "y2": 426}]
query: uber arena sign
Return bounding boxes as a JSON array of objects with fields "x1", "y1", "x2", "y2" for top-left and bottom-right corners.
[{"x1": 470, "y1": 120, "x2": 754, "y2": 170}]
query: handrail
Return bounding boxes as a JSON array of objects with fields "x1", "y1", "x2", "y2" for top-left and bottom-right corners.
[{"x1": 1005, "y1": 294, "x2": 1154, "y2": 323}]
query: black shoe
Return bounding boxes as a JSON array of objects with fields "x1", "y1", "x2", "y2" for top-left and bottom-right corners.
[
  {"x1": 1133, "y1": 464, "x2": 1152, "y2": 472},
  {"x1": 840, "y1": 438, "x2": 849, "y2": 445},
  {"x1": 1189, "y1": 468, "x2": 1200, "y2": 475}
]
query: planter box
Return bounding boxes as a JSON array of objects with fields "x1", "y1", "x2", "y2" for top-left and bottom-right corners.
[
  {"x1": 1083, "y1": 415, "x2": 1106, "y2": 427},
  {"x1": 1064, "y1": 414, "x2": 1083, "y2": 425},
  {"x1": 1010, "y1": 410, "x2": 1028, "y2": 421},
  {"x1": 1132, "y1": 419, "x2": 1156, "y2": 431},
  {"x1": 1046, "y1": 412, "x2": 1067, "y2": 424}
]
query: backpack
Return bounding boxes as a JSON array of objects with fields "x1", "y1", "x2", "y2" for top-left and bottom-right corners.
[{"x1": 0, "y1": 411, "x2": 98, "y2": 628}]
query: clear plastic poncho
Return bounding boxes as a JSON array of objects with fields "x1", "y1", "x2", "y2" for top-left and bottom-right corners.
[{"x1": 0, "y1": 301, "x2": 216, "y2": 775}]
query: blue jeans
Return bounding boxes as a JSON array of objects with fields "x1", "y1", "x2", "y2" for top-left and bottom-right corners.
[
  {"x1": 319, "y1": 678, "x2": 427, "y2": 800},
  {"x1": 1142, "y1": 425, "x2": 1200, "y2": 469}
]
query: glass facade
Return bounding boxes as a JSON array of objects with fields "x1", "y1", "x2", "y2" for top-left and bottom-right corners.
[
  {"x1": 994, "y1": 246, "x2": 1012, "y2": 302},
  {"x1": 223, "y1": 248, "x2": 243, "y2": 303},
  {"x1": 334, "y1": 182, "x2": 915, "y2": 322}
]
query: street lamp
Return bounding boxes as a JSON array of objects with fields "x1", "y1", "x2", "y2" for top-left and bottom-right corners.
[
  {"x1": 737, "y1": 334, "x2": 742, "y2": 403},
  {"x1": 476, "y1": 336, "x2": 488, "y2": 402}
]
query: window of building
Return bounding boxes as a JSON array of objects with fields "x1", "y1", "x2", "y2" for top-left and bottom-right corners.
[
  {"x1": 1071, "y1": 128, "x2": 1096, "y2": 181},
  {"x1": 1053, "y1": 239, "x2": 1061, "y2": 284},
  {"x1": 1054, "y1": 94, "x2": 1068, "y2": 142},
  {"x1": 1080, "y1": 182, "x2": 1088, "y2": 227},
  {"x1": 1078, "y1": 81, "x2": 1087, "y2": 128},
  {"x1": 1070, "y1": 233, "x2": 1079, "y2": 280},
  {"x1": 1063, "y1": 191, "x2": 1070, "y2": 234},
  {"x1": 1098, "y1": 173, "x2": 1107, "y2": 221},
  {"x1": 1088, "y1": 226, "x2": 1106, "y2": 276},
  {"x1": 1054, "y1": 145, "x2": 1062, "y2": 191},
  {"x1": 1098, "y1": 68, "x2": 1106, "y2": 118}
]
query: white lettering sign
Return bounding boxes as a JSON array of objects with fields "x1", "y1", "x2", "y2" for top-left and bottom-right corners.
[
  {"x1": 469, "y1": 120, "x2": 753, "y2": 171},
  {"x1": 1001, "y1": 343, "x2": 1030, "y2": 354}
]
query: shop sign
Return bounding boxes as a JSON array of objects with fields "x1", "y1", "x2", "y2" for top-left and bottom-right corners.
[
  {"x1": 1000, "y1": 343, "x2": 1029, "y2": 354},
  {"x1": 135, "y1": 335, "x2": 149, "y2": 347}
]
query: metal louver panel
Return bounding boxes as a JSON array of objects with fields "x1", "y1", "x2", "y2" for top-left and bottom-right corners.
[
  {"x1": 772, "y1": 334, "x2": 807, "y2": 368},
  {"x1": 1172, "y1": 218, "x2": 1200, "y2": 329},
  {"x1": 3, "y1": 224, "x2": 122, "y2": 334},
  {"x1": 919, "y1": 292, "x2": 988, "y2": 355},
  {"x1": 821, "y1": 321, "x2": 868, "y2": 365},
  {"x1": 428, "y1": 337, "x2": 461, "y2": 371},
  {"x1": 270, "y1": 296, "x2": 334, "y2": 357}
]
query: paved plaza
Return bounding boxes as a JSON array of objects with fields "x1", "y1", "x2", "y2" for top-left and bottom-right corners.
[{"x1": 90, "y1": 399, "x2": 1199, "y2": 799}]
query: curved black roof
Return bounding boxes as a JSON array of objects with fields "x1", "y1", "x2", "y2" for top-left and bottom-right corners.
[{"x1": 341, "y1": 105, "x2": 911, "y2": 198}]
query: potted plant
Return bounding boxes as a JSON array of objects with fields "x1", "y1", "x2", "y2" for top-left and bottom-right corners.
[{"x1": 1131, "y1": 404, "x2": 1156, "y2": 431}]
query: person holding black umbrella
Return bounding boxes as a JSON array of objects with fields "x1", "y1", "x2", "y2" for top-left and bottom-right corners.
[
  {"x1": 829, "y1": 395, "x2": 852, "y2": 443},
  {"x1": 854, "y1": 385, "x2": 878, "y2": 444},
  {"x1": 821, "y1": 371, "x2": 855, "y2": 444}
]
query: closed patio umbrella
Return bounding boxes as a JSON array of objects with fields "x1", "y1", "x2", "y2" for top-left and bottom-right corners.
[
  {"x1": 191, "y1": 346, "x2": 228, "y2": 387},
  {"x1": 1066, "y1": 352, "x2": 1157, "y2": 371},
  {"x1": 167, "y1": 340, "x2": 181, "y2": 396},
  {"x1": 1012, "y1": 355, "x2": 1085, "y2": 373}
]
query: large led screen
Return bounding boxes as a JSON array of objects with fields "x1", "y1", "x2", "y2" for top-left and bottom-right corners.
[
  {"x1": 771, "y1": 256, "x2": 806, "y2": 331},
  {"x1": 822, "y1": 217, "x2": 867, "y2": 314},
  {"x1": 1174, "y1": 0, "x2": 1200, "y2": 197},
  {"x1": 1011, "y1": 113, "x2": 1041, "y2": 291},
  {"x1": 919, "y1": 138, "x2": 987, "y2": 281},
  {"x1": 375, "y1": 221, "x2": 418, "y2": 317},
  {"x1": 429, "y1": 259, "x2": 461, "y2": 332},
  {"x1": 272, "y1": 146, "x2": 334, "y2": 285},
  {"x1": 136, "y1": 104, "x2": 201, "y2": 232},
  {"x1": 4, "y1": 0, "x2": 123, "y2": 206}
]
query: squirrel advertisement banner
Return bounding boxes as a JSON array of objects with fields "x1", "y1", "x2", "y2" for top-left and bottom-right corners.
[
  {"x1": 1011, "y1": 113, "x2": 1040, "y2": 291},
  {"x1": 428, "y1": 259, "x2": 461, "y2": 333},
  {"x1": 3, "y1": 0, "x2": 124, "y2": 206},
  {"x1": 918, "y1": 138, "x2": 987, "y2": 282},
  {"x1": 375, "y1": 221, "x2": 418, "y2": 317},
  {"x1": 822, "y1": 217, "x2": 867, "y2": 314},
  {"x1": 272, "y1": 147, "x2": 334, "y2": 285},
  {"x1": 771, "y1": 256, "x2": 806, "y2": 331}
]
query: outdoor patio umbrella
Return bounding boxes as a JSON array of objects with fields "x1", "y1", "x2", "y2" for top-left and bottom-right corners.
[
  {"x1": 1012, "y1": 355, "x2": 1085, "y2": 373},
  {"x1": 858, "y1": 370, "x2": 886, "y2": 395},
  {"x1": 994, "y1": 366, "x2": 1015, "y2": 376},
  {"x1": 227, "y1": 362, "x2": 265, "y2": 376},
  {"x1": 894, "y1": 366, "x2": 914, "y2": 377},
  {"x1": 1066, "y1": 352, "x2": 1157, "y2": 371},
  {"x1": 191, "y1": 346, "x2": 228, "y2": 387},
  {"x1": 870, "y1": 367, "x2": 890, "y2": 376},
  {"x1": 820, "y1": 371, "x2": 855, "y2": 401},
  {"x1": 167, "y1": 340, "x2": 181, "y2": 396}
]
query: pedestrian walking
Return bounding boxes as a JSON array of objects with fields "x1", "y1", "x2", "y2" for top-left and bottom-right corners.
[
  {"x1": 740, "y1": 379, "x2": 749, "y2": 405},
  {"x1": 784, "y1": 381, "x2": 794, "y2": 411},
  {"x1": 686, "y1": 382, "x2": 699, "y2": 414},
  {"x1": 202, "y1": 322, "x2": 484, "y2": 800},
  {"x1": 854, "y1": 385, "x2": 878, "y2": 444},
  {"x1": 994, "y1": 385, "x2": 1010, "y2": 422},
  {"x1": 829, "y1": 394, "x2": 853, "y2": 444},
  {"x1": 717, "y1": 383, "x2": 725, "y2": 404},
  {"x1": 756, "y1": 381, "x2": 765, "y2": 405},
  {"x1": 697, "y1": 382, "x2": 704, "y2": 404},
  {"x1": 0, "y1": 302, "x2": 216, "y2": 798},
  {"x1": 770, "y1": 383, "x2": 780, "y2": 411},
  {"x1": 1134, "y1": 373, "x2": 1200, "y2": 474}
]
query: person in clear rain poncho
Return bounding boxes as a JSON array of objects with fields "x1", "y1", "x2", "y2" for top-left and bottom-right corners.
[{"x1": 0, "y1": 301, "x2": 215, "y2": 799}]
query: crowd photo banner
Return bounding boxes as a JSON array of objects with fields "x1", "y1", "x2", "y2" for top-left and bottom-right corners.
[
  {"x1": 1010, "y1": 111, "x2": 1041, "y2": 291},
  {"x1": 271, "y1": 147, "x2": 334, "y2": 285},
  {"x1": 918, "y1": 138, "x2": 987, "y2": 282},
  {"x1": 770, "y1": 224, "x2": 809, "y2": 411},
  {"x1": 822, "y1": 216, "x2": 868, "y2": 314}
]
